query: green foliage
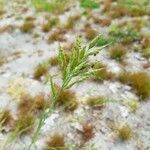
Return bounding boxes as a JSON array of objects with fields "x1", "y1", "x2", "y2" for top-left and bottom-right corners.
[
  {"x1": 109, "y1": 25, "x2": 140, "y2": 44},
  {"x1": 93, "y1": 36, "x2": 116, "y2": 47},
  {"x1": 32, "y1": 0, "x2": 72, "y2": 14},
  {"x1": 80, "y1": 0, "x2": 100, "y2": 9},
  {"x1": 58, "y1": 36, "x2": 108, "y2": 89},
  {"x1": 28, "y1": 36, "x2": 108, "y2": 149}
]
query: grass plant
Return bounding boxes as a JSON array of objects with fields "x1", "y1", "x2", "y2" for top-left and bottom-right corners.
[{"x1": 27, "y1": 35, "x2": 109, "y2": 149}]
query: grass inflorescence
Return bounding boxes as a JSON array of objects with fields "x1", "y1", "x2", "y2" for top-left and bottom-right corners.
[{"x1": 27, "y1": 35, "x2": 109, "y2": 149}]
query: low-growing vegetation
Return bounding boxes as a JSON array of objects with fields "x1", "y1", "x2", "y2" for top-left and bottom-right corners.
[
  {"x1": 81, "y1": 122, "x2": 94, "y2": 142},
  {"x1": 119, "y1": 72, "x2": 150, "y2": 100},
  {"x1": 117, "y1": 124, "x2": 133, "y2": 141},
  {"x1": 32, "y1": 0, "x2": 73, "y2": 14},
  {"x1": 27, "y1": 36, "x2": 108, "y2": 149},
  {"x1": 42, "y1": 17, "x2": 59, "y2": 32},
  {"x1": 1, "y1": 0, "x2": 149, "y2": 149},
  {"x1": 80, "y1": 0, "x2": 100, "y2": 9},
  {"x1": 127, "y1": 100, "x2": 139, "y2": 112},
  {"x1": 84, "y1": 25, "x2": 97, "y2": 41},
  {"x1": 48, "y1": 28, "x2": 66, "y2": 43},
  {"x1": 109, "y1": 44, "x2": 127, "y2": 61},
  {"x1": 45, "y1": 133, "x2": 67, "y2": 149},
  {"x1": 33, "y1": 62, "x2": 49, "y2": 80},
  {"x1": 20, "y1": 20, "x2": 35, "y2": 33},
  {"x1": 87, "y1": 96, "x2": 108, "y2": 108}
]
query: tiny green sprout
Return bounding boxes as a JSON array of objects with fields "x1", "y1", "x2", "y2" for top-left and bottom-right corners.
[
  {"x1": 127, "y1": 100, "x2": 139, "y2": 112},
  {"x1": 117, "y1": 124, "x2": 133, "y2": 141}
]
